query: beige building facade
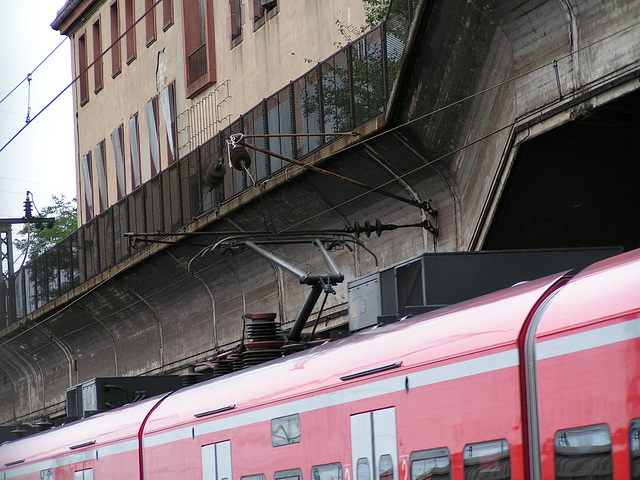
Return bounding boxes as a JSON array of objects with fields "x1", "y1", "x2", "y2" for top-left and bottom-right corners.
[{"x1": 53, "y1": 0, "x2": 366, "y2": 224}]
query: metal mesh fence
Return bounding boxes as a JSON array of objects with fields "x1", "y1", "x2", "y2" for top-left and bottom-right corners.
[{"x1": 4, "y1": 6, "x2": 418, "y2": 326}]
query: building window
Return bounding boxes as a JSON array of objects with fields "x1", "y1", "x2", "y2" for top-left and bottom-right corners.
[
  {"x1": 145, "y1": 97, "x2": 161, "y2": 177},
  {"x1": 145, "y1": 0, "x2": 156, "y2": 46},
  {"x1": 110, "y1": 0, "x2": 121, "y2": 77},
  {"x1": 93, "y1": 140, "x2": 108, "y2": 213},
  {"x1": 242, "y1": 475, "x2": 266, "y2": 480},
  {"x1": 251, "y1": 0, "x2": 277, "y2": 29},
  {"x1": 78, "y1": 32, "x2": 89, "y2": 106},
  {"x1": 163, "y1": 0, "x2": 174, "y2": 31},
  {"x1": 410, "y1": 448, "x2": 450, "y2": 480},
  {"x1": 125, "y1": 0, "x2": 136, "y2": 64},
  {"x1": 128, "y1": 113, "x2": 141, "y2": 188},
  {"x1": 111, "y1": 124, "x2": 127, "y2": 198},
  {"x1": 272, "y1": 414, "x2": 301, "y2": 447},
  {"x1": 463, "y1": 439, "x2": 510, "y2": 480},
  {"x1": 230, "y1": 0, "x2": 242, "y2": 46},
  {"x1": 92, "y1": 17, "x2": 103, "y2": 93},
  {"x1": 182, "y1": 0, "x2": 216, "y2": 98},
  {"x1": 555, "y1": 424, "x2": 612, "y2": 479},
  {"x1": 160, "y1": 83, "x2": 177, "y2": 163},
  {"x1": 80, "y1": 152, "x2": 94, "y2": 221}
]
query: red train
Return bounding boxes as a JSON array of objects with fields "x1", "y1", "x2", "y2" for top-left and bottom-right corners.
[{"x1": 2, "y1": 249, "x2": 640, "y2": 480}]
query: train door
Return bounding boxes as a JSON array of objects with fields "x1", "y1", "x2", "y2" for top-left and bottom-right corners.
[
  {"x1": 202, "y1": 440, "x2": 232, "y2": 480},
  {"x1": 350, "y1": 408, "x2": 399, "y2": 480}
]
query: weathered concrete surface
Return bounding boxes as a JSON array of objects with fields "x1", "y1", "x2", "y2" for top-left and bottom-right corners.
[{"x1": 2, "y1": 0, "x2": 640, "y2": 425}]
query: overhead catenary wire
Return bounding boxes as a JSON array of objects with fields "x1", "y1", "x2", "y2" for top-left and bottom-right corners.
[
  {"x1": 0, "y1": 37, "x2": 68, "y2": 107},
  {"x1": 1, "y1": 0, "x2": 638, "y2": 154},
  {"x1": 0, "y1": 0, "x2": 163, "y2": 154},
  {"x1": 1, "y1": 7, "x2": 640, "y2": 354}
]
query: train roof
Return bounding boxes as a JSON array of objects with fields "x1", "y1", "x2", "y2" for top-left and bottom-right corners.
[
  {"x1": 536, "y1": 248, "x2": 640, "y2": 337},
  {"x1": 0, "y1": 395, "x2": 158, "y2": 472},
  {"x1": 144, "y1": 270, "x2": 569, "y2": 436}
]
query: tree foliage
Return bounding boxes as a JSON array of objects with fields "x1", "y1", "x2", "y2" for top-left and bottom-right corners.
[
  {"x1": 14, "y1": 195, "x2": 78, "y2": 262},
  {"x1": 335, "y1": 0, "x2": 392, "y2": 46},
  {"x1": 302, "y1": 0, "x2": 412, "y2": 134}
]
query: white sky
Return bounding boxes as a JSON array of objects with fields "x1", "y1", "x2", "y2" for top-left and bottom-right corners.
[{"x1": 0, "y1": 0, "x2": 76, "y2": 268}]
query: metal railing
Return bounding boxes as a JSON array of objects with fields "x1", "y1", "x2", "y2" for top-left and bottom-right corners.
[{"x1": 0, "y1": 0, "x2": 418, "y2": 329}]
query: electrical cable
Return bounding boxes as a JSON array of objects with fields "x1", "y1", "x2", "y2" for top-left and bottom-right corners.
[
  {"x1": 1, "y1": 6, "x2": 640, "y2": 354},
  {"x1": 0, "y1": 0, "x2": 163, "y2": 154},
  {"x1": 0, "y1": 37, "x2": 67, "y2": 107}
]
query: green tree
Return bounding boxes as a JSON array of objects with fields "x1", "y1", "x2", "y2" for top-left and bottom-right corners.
[
  {"x1": 14, "y1": 195, "x2": 78, "y2": 262},
  {"x1": 335, "y1": 0, "x2": 391, "y2": 45},
  {"x1": 302, "y1": 0, "x2": 415, "y2": 135}
]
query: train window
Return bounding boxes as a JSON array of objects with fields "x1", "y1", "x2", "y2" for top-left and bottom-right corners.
[
  {"x1": 275, "y1": 468, "x2": 303, "y2": 480},
  {"x1": 242, "y1": 475, "x2": 266, "y2": 480},
  {"x1": 202, "y1": 440, "x2": 232, "y2": 480},
  {"x1": 463, "y1": 439, "x2": 510, "y2": 480},
  {"x1": 74, "y1": 469, "x2": 94, "y2": 480},
  {"x1": 356, "y1": 458, "x2": 371, "y2": 480},
  {"x1": 631, "y1": 419, "x2": 640, "y2": 480},
  {"x1": 554, "y1": 424, "x2": 612, "y2": 480},
  {"x1": 40, "y1": 469, "x2": 54, "y2": 480},
  {"x1": 272, "y1": 414, "x2": 301, "y2": 446},
  {"x1": 410, "y1": 447, "x2": 451, "y2": 480},
  {"x1": 312, "y1": 463, "x2": 343, "y2": 480},
  {"x1": 379, "y1": 455, "x2": 394, "y2": 480}
]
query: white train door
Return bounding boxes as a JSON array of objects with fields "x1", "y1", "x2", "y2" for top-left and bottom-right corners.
[
  {"x1": 202, "y1": 440, "x2": 232, "y2": 480},
  {"x1": 350, "y1": 408, "x2": 398, "y2": 480}
]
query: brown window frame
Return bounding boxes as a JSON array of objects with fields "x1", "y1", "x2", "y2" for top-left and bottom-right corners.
[
  {"x1": 145, "y1": 96, "x2": 160, "y2": 177},
  {"x1": 162, "y1": 0, "x2": 174, "y2": 31},
  {"x1": 78, "y1": 31, "x2": 89, "y2": 106},
  {"x1": 93, "y1": 140, "x2": 108, "y2": 213},
  {"x1": 110, "y1": 124, "x2": 127, "y2": 199},
  {"x1": 92, "y1": 16, "x2": 103, "y2": 93},
  {"x1": 230, "y1": 0, "x2": 243, "y2": 47},
  {"x1": 145, "y1": 0, "x2": 156, "y2": 47},
  {"x1": 128, "y1": 113, "x2": 142, "y2": 189},
  {"x1": 110, "y1": 0, "x2": 122, "y2": 77},
  {"x1": 251, "y1": 0, "x2": 278, "y2": 30},
  {"x1": 80, "y1": 151, "x2": 94, "y2": 221},
  {"x1": 160, "y1": 83, "x2": 177, "y2": 164},
  {"x1": 125, "y1": 0, "x2": 137, "y2": 64},
  {"x1": 181, "y1": 0, "x2": 216, "y2": 98}
]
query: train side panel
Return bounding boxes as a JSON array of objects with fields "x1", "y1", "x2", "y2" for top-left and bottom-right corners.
[
  {"x1": 141, "y1": 273, "x2": 567, "y2": 480},
  {"x1": 141, "y1": 360, "x2": 526, "y2": 480},
  {"x1": 535, "y1": 249, "x2": 640, "y2": 480},
  {"x1": 0, "y1": 397, "x2": 157, "y2": 479}
]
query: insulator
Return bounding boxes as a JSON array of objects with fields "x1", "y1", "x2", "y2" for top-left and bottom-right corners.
[
  {"x1": 11, "y1": 424, "x2": 27, "y2": 439},
  {"x1": 35, "y1": 416, "x2": 54, "y2": 432},
  {"x1": 23, "y1": 197, "x2": 32, "y2": 219},
  {"x1": 364, "y1": 220, "x2": 372, "y2": 238},
  {"x1": 375, "y1": 219, "x2": 382, "y2": 237},
  {"x1": 204, "y1": 161, "x2": 226, "y2": 188},
  {"x1": 353, "y1": 221, "x2": 362, "y2": 237},
  {"x1": 180, "y1": 364, "x2": 204, "y2": 387},
  {"x1": 229, "y1": 144, "x2": 252, "y2": 171}
]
